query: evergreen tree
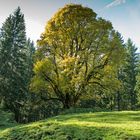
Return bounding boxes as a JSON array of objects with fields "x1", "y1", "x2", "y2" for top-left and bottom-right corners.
[
  {"x1": 135, "y1": 53, "x2": 140, "y2": 107},
  {"x1": 124, "y1": 39, "x2": 138, "y2": 110},
  {"x1": 0, "y1": 7, "x2": 28, "y2": 122},
  {"x1": 112, "y1": 39, "x2": 138, "y2": 111},
  {"x1": 26, "y1": 38, "x2": 35, "y2": 84}
]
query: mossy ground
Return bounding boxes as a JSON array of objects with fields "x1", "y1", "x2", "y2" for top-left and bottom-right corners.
[{"x1": 1, "y1": 111, "x2": 140, "y2": 140}]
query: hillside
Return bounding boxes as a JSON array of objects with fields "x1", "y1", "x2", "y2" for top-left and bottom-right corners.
[{"x1": 0, "y1": 111, "x2": 140, "y2": 140}]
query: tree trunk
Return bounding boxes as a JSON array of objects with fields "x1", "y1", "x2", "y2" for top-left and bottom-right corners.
[
  {"x1": 130, "y1": 91, "x2": 136, "y2": 110},
  {"x1": 117, "y1": 91, "x2": 121, "y2": 111},
  {"x1": 62, "y1": 93, "x2": 75, "y2": 109}
]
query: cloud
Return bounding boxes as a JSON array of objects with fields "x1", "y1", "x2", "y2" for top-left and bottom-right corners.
[{"x1": 105, "y1": 0, "x2": 126, "y2": 8}]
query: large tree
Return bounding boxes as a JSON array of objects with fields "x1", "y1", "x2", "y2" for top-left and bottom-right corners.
[
  {"x1": 31, "y1": 4, "x2": 125, "y2": 108},
  {"x1": 0, "y1": 7, "x2": 31, "y2": 122}
]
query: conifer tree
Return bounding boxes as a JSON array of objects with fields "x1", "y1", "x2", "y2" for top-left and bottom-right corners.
[
  {"x1": 0, "y1": 7, "x2": 29, "y2": 122},
  {"x1": 124, "y1": 39, "x2": 138, "y2": 110}
]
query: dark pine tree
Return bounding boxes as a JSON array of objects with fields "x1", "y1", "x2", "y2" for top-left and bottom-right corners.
[
  {"x1": 0, "y1": 7, "x2": 28, "y2": 122},
  {"x1": 125, "y1": 39, "x2": 138, "y2": 110}
]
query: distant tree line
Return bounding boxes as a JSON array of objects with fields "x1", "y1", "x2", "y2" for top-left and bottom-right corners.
[{"x1": 0, "y1": 5, "x2": 140, "y2": 123}]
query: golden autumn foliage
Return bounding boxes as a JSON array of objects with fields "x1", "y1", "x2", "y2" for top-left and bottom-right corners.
[{"x1": 31, "y1": 4, "x2": 125, "y2": 108}]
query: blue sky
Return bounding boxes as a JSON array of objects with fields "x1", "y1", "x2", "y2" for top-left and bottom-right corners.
[{"x1": 0, "y1": 0, "x2": 140, "y2": 50}]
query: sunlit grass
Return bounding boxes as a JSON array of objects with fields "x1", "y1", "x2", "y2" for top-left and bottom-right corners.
[{"x1": 1, "y1": 111, "x2": 140, "y2": 139}]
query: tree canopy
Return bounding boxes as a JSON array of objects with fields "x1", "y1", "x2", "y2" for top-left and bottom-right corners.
[{"x1": 31, "y1": 4, "x2": 125, "y2": 108}]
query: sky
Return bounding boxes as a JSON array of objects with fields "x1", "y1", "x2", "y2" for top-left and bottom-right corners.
[{"x1": 0, "y1": 0, "x2": 140, "y2": 50}]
